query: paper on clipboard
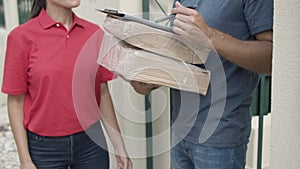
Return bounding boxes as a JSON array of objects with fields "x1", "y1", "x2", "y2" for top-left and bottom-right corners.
[{"x1": 96, "y1": 9, "x2": 174, "y2": 33}]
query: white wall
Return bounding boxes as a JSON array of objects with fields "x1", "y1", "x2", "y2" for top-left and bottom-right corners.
[{"x1": 271, "y1": 0, "x2": 300, "y2": 168}]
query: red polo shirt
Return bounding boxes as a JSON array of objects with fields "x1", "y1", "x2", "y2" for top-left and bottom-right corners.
[{"x1": 1, "y1": 9, "x2": 115, "y2": 136}]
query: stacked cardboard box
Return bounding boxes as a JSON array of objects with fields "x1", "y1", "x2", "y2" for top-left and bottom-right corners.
[{"x1": 98, "y1": 15, "x2": 211, "y2": 95}]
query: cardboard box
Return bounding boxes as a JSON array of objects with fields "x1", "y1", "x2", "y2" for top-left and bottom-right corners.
[
  {"x1": 98, "y1": 36, "x2": 210, "y2": 95},
  {"x1": 103, "y1": 16, "x2": 210, "y2": 64},
  {"x1": 98, "y1": 15, "x2": 211, "y2": 95}
]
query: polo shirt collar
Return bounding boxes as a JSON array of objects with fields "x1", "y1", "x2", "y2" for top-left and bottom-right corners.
[{"x1": 39, "y1": 9, "x2": 85, "y2": 29}]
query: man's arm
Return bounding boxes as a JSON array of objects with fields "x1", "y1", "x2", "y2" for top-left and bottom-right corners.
[{"x1": 172, "y1": 2, "x2": 273, "y2": 75}]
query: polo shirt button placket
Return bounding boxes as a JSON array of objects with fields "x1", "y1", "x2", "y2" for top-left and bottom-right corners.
[{"x1": 66, "y1": 35, "x2": 70, "y2": 39}]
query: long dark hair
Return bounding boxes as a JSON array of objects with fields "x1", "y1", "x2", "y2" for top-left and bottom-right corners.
[{"x1": 30, "y1": 0, "x2": 46, "y2": 19}]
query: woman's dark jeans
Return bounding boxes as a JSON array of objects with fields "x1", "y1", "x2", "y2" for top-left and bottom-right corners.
[{"x1": 27, "y1": 122, "x2": 109, "y2": 169}]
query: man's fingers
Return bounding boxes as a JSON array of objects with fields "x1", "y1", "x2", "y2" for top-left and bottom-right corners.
[
  {"x1": 173, "y1": 18, "x2": 194, "y2": 32},
  {"x1": 173, "y1": 26, "x2": 190, "y2": 40},
  {"x1": 175, "y1": 1, "x2": 182, "y2": 8},
  {"x1": 172, "y1": 1, "x2": 197, "y2": 16}
]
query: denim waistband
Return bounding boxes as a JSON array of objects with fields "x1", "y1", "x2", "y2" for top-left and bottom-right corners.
[{"x1": 27, "y1": 122, "x2": 101, "y2": 141}]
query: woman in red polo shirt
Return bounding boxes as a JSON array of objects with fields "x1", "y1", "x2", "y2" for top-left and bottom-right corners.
[{"x1": 1, "y1": 0, "x2": 132, "y2": 168}]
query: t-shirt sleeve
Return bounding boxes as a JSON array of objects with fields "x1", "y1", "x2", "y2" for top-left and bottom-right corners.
[
  {"x1": 97, "y1": 65, "x2": 117, "y2": 83},
  {"x1": 244, "y1": 0, "x2": 274, "y2": 36},
  {"x1": 1, "y1": 33, "x2": 29, "y2": 95}
]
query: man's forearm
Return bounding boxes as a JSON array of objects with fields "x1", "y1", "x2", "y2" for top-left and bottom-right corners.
[
  {"x1": 209, "y1": 29, "x2": 273, "y2": 75},
  {"x1": 172, "y1": 2, "x2": 273, "y2": 75}
]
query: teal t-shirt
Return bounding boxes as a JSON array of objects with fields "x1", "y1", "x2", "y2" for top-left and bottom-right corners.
[{"x1": 171, "y1": 0, "x2": 273, "y2": 147}]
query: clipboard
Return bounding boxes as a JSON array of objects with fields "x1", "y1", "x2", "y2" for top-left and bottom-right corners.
[{"x1": 96, "y1": 9, "x2": 174, "y2": 33}]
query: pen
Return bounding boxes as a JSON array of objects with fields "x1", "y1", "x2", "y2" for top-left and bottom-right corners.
[
  {"x1": 95, "y1": 9, "x2": 125, "y2": 17},
  {"x1": 154, "y1": 5, "x2": 198, "y2": 23}
]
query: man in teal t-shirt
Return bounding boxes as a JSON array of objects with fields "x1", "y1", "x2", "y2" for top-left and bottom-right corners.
[
  {"x1": 131, "y1": 0, "x2": 273, "y2": 168},
  {"x1": 169, "y1": 0, "x2": 273, "y2": 168}
]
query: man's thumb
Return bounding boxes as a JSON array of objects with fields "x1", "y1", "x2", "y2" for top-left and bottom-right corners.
[{"x1": 175, "y1": 1, "x2": 183, "y2": 7}]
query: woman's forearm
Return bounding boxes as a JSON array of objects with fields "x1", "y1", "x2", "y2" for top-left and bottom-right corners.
[
  {"x1": 7, "y1": 95, "x2": 32, "y2": 164},
  {"x1": 99, "y1": 83, "x2": 127, "y2": 155}
]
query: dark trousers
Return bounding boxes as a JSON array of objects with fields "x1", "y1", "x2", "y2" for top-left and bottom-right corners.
[{"x1": 27, "y1": 122, "x2": 109, "y2": 169}]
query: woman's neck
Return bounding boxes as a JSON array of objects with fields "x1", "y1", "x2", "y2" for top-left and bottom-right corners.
[{"x1": 46, "y1": 6, "x2": 74, "y2": 30}]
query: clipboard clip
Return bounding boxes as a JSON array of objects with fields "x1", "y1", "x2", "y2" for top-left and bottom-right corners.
[
  {"x1": 95, "y1": 9, "x2": 125, "y2": 17},
  {"x1": 95, "y1": 8, "x2": 174, "y2": 33}
]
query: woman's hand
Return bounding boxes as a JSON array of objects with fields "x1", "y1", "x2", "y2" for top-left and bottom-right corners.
[
  {"x1": 20, "y1": 161, "x2": 37, "y2": 169},
  {"x1": 114, "y1": 145, "x2": 133, "y2": 169},
  {"x1": 115, "y1": 153, "x2": 133, "y2": 169}
]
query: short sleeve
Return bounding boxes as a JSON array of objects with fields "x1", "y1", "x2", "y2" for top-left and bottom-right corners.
[
  {"x1": 244, "y1": 0, "x2": 274, "y2": 35},
  {"x1": 1, "y1": 33, "x2": 29, "y2": 95},
  {"x1": 97, "y1": 65, "x2": 117, "y2": 83}
]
